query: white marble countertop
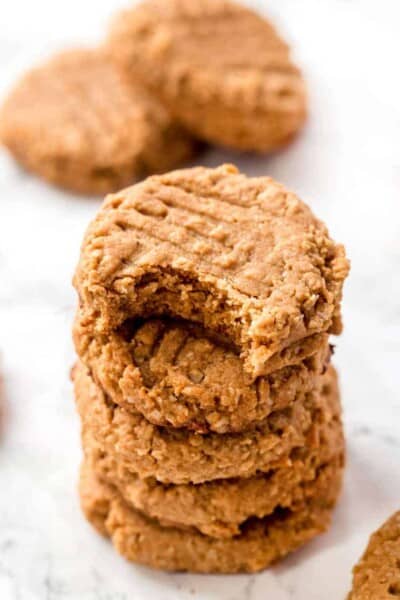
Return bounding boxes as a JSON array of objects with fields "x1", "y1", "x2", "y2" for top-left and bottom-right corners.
[{"x1": 0, "y1": 1, "x2": 399, "y2": 598}]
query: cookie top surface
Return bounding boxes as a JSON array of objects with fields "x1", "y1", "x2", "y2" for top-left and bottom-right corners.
[
  {"x1": 0, "y1": 48, "x2": 194, "y2": 194},
  {"x1": 350, "y1": 511, "x2": 400, "y2": 599},
  {"x1": 75, "y1": 164, "x2": 349, "y2": 377},
  {"x1": 108, "y1": 0, "x2": 307, "y2": 150}
]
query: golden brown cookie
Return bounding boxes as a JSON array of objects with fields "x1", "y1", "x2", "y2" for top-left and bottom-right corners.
[
  {"x1": 74, "y1": 165, "x2": 349, "y2": 379},
  {"x1": 79, "y1": 455, "x2": 343, "y2": 573},
  {"x1": 107, "y1": 0, "x2": 307, "y2": 152},
  {"x1": 0, "y1": 48, "x2": 196, "y2": 194},
  {"x1": 73, "y1": 360, "x2": 339, "y2": 485},
  {"x1": 349, "y1": 511, "x2": 400, "y2": 599},
  {"x1": 82, "y1": 394, "x2": 344, "y2": 538},
  {"x1": 74, "y1": 313, "x2": 330, "y2": 433}
]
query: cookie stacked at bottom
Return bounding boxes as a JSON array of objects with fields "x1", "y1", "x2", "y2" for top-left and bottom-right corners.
[
  {"x1": 72, "y1": 165, "x2": 349, "y2": 573},
  {"x1": 74, "y1": 361, "x2": 344, "y2": 573}
]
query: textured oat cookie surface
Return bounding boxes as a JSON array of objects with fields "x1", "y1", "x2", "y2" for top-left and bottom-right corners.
[
  {"x1": 74, "y1": 361, "x2": 339, "y2": 485},
  {"x1": 82, "y1": 386, "x2": 344, "y2": 538},
  {"x1": 108, "y1": 0, "x2": 307, "y2": 151},
  {"x1": 349, "y1": 511, "x2": 400, "y2": 599},
  {"x1": 74, "y1": 313, "x2": 330, "y2": 433},
  {"x1": 0, "y1": 48, "x2": 195, "y2": 194},
  {"x1": 74, "y1": 165, "x2": 349, "y2": 378},
  {"x1": 80, "y1": 456, "x2": 343, "y2": 574}
]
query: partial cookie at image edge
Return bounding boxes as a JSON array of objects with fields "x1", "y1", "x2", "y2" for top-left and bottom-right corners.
[
  {"x1": 348, "y1": 511, "x2": 400, "y2": 599},
  {"x1": 0, "y1": 48, "x2": 197, "y2": 194}
]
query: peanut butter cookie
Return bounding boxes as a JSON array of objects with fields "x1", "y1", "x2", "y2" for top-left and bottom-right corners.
[
  {"x1": 349, "y1": 511, "x2": 400, "y2": 599},
  {"x1": 0, "y1": 48, "x2": 196, "y2": 194},
  {"x1": 108, "y1": 0, "x2": 307, "y2": 151},
  {"x1": 79, "y1": 455, "x2": 343, "y2": 573},
  {"x1": 73, "y1": 361, "x2": 339, "y2": 485},
  {"x1": 74, "y1": 165, "x2": 349, "y2": 378},
  {"x1": 82, "y1": 392, "x2": 344, "y2": 538},
  {"x1": 74, "y1": 314, "x2": 330, "y2": 433}
]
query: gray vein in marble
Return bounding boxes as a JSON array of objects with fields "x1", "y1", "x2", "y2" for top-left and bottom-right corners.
[{"x1": 350, "y1": 424, "x2": 400, "y2": 449}]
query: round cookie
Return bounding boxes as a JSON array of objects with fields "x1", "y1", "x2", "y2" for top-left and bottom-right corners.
[
  {"x1": 0, "y1": 48, "x2": 196, "y2": 194},
  {"x1": 79, "y1": 456, "x2": 344, "y2": 574},
  {"x1": 74, "y1": 165, "x2": 349, "y2": 378},
  {"x1": 73, "y1": 361, "x2": 339, "y2": 485},
  {"x1": 107, "y1": 0, "x2": 307, "y2": 152},
  {"x1": 349, "y1": 511, "x2": 400, "y2": 599},
  {"x1": 74, "y1": 313, "x2": 330, "y2": 433},
  {"x1": 82, "y1": 400, "x2": 344, "y2": 538}
]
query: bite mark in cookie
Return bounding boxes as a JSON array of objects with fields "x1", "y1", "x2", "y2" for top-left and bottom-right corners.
[
  {"x1": 74, "y1": 165, "x2": 349, "y2": 378},
  {"x1": 74, "y1": 313, "x2": 331, "y2": 433}
]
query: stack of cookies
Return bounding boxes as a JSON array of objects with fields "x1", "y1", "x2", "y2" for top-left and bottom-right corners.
[{"x1": 72, "y1": 164, "x2": 349, "y2": 573}]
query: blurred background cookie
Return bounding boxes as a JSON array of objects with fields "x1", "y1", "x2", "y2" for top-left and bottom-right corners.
[
  {"x1": 0, "y1": 48, "x2": 197, "y2": 194},
  {"x1": 108, "y1": 0, "x2": 307, "y2": 152}
]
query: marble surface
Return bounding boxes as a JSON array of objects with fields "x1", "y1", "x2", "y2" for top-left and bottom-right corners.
[{"x1": 0, "y1": 1, "x2": 400, "y2": 598}]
